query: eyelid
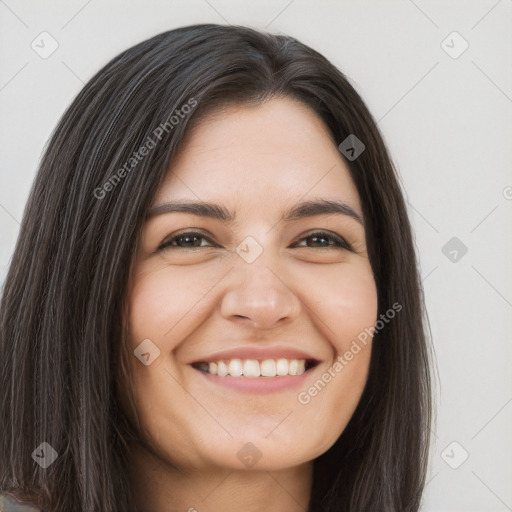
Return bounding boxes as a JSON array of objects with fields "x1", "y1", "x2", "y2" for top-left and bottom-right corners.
[
  {"x1": 156, "y1": 229, "x2": 352, "y2": 252},
  {"x1": 156, "y1": 229, "x2": 216, "y2": 252},
  {"x1": 292, "y1": 230, "x2": 352, "y2": 250}
]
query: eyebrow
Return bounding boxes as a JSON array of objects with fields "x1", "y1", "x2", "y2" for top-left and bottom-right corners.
[{"x1": 146, "y1": 198, "x2": 364, "y2": 225}]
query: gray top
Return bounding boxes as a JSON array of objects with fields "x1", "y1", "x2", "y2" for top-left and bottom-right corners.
[{"x1": 0, "y1": 490, "x2": 42, "y2": 512}]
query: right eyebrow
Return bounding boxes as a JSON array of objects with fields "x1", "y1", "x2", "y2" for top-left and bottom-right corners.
[{"x1": 146, "y1": 201, "x2": 234, "y2": 221}]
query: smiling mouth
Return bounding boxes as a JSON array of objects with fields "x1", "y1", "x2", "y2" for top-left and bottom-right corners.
[{"x1": 191, "y1": 358, "x2": 319, "y2": 378}]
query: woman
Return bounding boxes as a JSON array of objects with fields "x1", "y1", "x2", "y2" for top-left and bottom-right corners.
[{"x1": 0, "y1": 24, "x2": 433, "y2": 512}]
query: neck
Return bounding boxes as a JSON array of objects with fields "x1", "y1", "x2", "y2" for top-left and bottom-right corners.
[{"x1": 126, "y1": 441, "x2": 313, "y2": 512}]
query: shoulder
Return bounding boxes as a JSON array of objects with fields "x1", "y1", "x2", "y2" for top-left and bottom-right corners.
[{"x1": 0, "y1": 490, "x2": 42, "y2": 512}]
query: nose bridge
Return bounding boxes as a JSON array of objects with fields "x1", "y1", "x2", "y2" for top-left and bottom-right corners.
[{"x1": 220, "y1": 234, "x2": 301, "y2": 328}]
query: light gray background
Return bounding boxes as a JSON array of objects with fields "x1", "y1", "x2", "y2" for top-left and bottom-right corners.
[{"x1": 1, "y1": 1, "x2": 511, "y2": 510}]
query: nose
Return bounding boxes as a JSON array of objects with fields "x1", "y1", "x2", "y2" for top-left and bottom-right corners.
[{"x1": 220, "y1": 255, "x2": 302, "y2": 331}]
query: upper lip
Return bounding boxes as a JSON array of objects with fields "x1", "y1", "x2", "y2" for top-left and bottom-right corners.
[{"x1": 190, "y1": 346, "x2": 321, "y2": 364}]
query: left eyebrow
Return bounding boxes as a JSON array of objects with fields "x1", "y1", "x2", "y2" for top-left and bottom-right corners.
[
  {"x1": 282, "y1": 198, "x2": 364, "y2": 225},
  {"x1": 146, "y1": 198, "x2": 364, "y2": 226}
]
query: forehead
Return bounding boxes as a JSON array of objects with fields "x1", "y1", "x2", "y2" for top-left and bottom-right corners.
[{"x1": 153, "y1": 96, "x2": 362, "y2": 214}]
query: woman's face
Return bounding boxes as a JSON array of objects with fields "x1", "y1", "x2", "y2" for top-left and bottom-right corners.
[{"x1": 125, "y1": 96, "x2": 378, "y2": 472}]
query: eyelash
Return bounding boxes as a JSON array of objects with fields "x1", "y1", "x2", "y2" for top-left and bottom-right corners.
[{"x1": 156, "y1": 230, "x2": 352, "y2": 252}]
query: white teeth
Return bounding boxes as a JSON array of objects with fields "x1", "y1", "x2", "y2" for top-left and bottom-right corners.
[
  {"x1": 199, "y1": 358, "x2": 310, "y2": 377},
  {"x1": 260, "y1": 359, "x2": 276, "y2": 377},
  {"x1": 217, "y1": 361, "x2": 229, "y2": 377},
  {"x1": 276, "y1": 358, "x2": 289, "y2": 376},
  {"x1": 243, "y1": 359, "x2": 260, "y2": 378},
  {"x1": 228, "y1": 359, "x2": 243, "y2": 377},
  {"x1": 289, "y1": 360, "x2": 306, "y2": 375}
]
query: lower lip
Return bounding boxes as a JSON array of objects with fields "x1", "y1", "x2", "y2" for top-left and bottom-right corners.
[{"x1": 192, "y1": 367, "x2": 316, "y2": 393}]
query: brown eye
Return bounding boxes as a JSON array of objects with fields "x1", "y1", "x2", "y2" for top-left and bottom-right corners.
[
  {"x1": 294, "y1": 231, "x2": 351, "y2": 250},
  {"x1": 157, "y1": 231, "x2": 216, "y2": 251}
]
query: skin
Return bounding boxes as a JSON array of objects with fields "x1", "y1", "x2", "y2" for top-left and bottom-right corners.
[{"x1": 123, "y1": 96, "x2": 378, "y2": 512}]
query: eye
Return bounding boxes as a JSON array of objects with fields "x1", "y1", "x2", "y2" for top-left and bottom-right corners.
[
  {"x1": 156, "y1": 231, "x2": 216, "y2": 251},
  {"x1": 293, "y1": 230, "x2": 351, "y2": 250},
  {"x1": 156, "y1": 229, "x2": 352, "y2": 252}
]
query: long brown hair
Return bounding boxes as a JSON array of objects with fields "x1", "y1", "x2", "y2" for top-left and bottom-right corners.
[{"x1": 0, "y1": 24, "x2": 433, "y2": 511}]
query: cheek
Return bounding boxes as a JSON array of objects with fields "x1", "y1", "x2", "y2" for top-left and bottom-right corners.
[
  {"x1": 127, "y1": 262, "x2": 218, "y2": 351},
  {"x1": 307, "y1": 260, "x2": 378, "y2": 352},
  {"x1": 298, "y1": 264, "x2": 377, "y2": 449}
]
